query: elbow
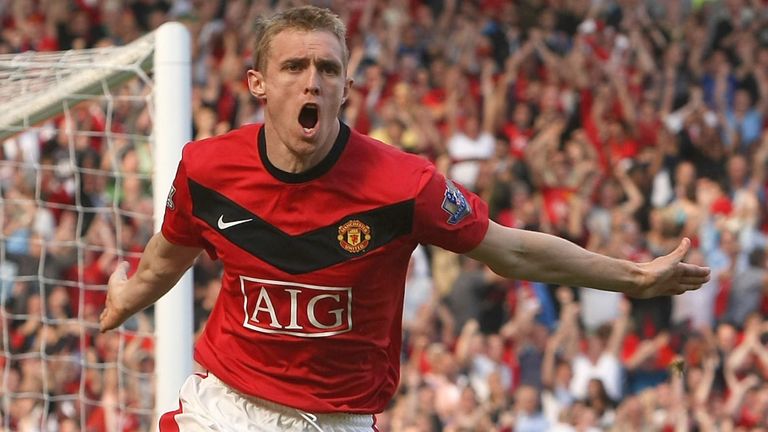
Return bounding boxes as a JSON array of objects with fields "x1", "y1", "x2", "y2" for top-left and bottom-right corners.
[
  {"x1": 486, "y1": 251, "x2": 555, "y2": 284},
  {"x1": 484, "y1": 247, "x2": 527, "y2": 280}
]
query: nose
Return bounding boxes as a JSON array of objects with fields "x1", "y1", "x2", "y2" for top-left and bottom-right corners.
[{"x1": 304, "y1": 68, "x2": 320, "y2": 96}]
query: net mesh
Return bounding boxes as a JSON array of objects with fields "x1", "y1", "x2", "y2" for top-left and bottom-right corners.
[{"x1": 0, "y1": 34, "x2": 157, "y2": 431}]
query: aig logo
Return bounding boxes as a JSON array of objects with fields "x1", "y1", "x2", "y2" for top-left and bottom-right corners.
[{"x1": 239, "y1": 276, "x2": 352, "y2": 338}]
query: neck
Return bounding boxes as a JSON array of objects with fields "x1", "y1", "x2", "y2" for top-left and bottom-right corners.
[{"x1": 263, "y1": 120, "x2": 340, "y2": 173}]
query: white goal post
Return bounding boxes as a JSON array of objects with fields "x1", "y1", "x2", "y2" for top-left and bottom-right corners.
[
  {"x1": 152, "y1": 22, "x2": 194, "y2": 417},
  {"x1": 0, "y1": 21, "x2": 192, "y2": 427}
]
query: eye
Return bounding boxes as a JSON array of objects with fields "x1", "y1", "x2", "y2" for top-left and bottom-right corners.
[
  {"x1": 318, "y1": 62, "x2": 340, "y2": 76},
  {"x1": 323, "y1": 66, "x2": 340, "y2": 75}
]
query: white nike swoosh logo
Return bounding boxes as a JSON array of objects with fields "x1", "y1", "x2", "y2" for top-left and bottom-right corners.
[{"x1": 217, "y1": 215, "x2": 253, "y2": 230}]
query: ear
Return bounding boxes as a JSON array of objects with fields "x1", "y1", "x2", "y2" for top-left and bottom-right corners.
[
  {"x1": 341, "y1": 77, "x2": 354, "y2": 105},
  {"x1": 247, "y1": 69, "x2": 266, "y2": 99}
]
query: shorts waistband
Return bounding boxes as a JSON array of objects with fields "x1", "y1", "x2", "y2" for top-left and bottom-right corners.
[{"x1": 206, "y1": 372, "x2": 376, "y2": 428}]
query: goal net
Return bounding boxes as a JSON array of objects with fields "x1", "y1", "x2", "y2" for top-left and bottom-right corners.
[{"x1": 0, "y1": 24, "x2": 191, "y2": 431}]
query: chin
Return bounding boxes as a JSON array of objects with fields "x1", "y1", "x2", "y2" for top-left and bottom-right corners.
[
  {"x1": 288, "y1": 137, "x2": 322, "y2": 155},
  {"x1": 298, "y1": 127, "x2": 320, "y2": 142}
]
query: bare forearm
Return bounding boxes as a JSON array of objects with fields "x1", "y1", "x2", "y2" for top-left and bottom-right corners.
[
  {"x1": 541, "y1": 343, "x2": 558, "y2": 387},
  {"x1": 625, "y1": 342, "x2": 658, "y2": 369},
  {"x1": 468, "y1": 222, "x2": 708, "y2": 298},
  {"x1": 695, "y1": 367, "x2": 715, "y2": 405},
  {"x1": 122, "y1": 233, "x2": 200, "y2": 315},
  {"x1": 470, "y1": 224, "x2": 644, "y2": 292}
]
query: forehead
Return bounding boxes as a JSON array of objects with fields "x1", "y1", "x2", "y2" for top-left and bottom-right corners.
[{"x1": 268, "y1": 29, "x2": 344, "y2": 64}]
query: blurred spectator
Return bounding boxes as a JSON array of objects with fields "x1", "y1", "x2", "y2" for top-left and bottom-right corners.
[{"x1": 724, "y1": 247, "x2": 768, "y2": 325}]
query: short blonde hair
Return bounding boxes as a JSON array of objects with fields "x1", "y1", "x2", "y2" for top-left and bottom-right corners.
[{"x1": 252, "y1": 5, "x2": 348, "y2": 72}]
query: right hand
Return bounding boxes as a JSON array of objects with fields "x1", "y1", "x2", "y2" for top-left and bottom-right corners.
[{"x1": 99, "y1": 261, "x2": 133, "y2": 332}]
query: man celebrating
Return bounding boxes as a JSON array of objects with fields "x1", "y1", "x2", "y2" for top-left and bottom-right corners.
[{"x1": 100, "y1": 6, "x2": 709, "y2": 431}]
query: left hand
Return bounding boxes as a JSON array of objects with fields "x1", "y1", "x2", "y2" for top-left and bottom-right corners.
[
  {"x1": 630, "y1": 238, "x2": 710, "y2": 298},
  {"x1": 100, "y1": 261, "x2": 133, "y2": 332}
]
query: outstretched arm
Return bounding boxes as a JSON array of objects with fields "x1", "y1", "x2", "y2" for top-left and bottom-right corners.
[
  {"x1": 100, "y1": 232, "x2": 202, "y2": 332},
  {"x1": 466, "y1": 221, "x2": 710, "y2": 298}
]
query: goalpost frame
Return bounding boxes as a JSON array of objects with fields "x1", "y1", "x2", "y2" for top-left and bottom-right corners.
[
  {"x1": 153, "y1": 22, "x2": 193, "y2": 416},
  {"x1": 0, "y1": 21, "x2": 193, "y2": 425}
]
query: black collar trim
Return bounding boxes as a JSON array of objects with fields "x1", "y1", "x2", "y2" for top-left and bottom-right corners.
[{"x1": 258, "y1": 121, "x2": 350, "y2": 183}]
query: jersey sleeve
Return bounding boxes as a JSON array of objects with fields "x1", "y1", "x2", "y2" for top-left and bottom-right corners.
[
  {"x1": 412, "y1": 167, "x2": 489, "y2": 253},
  {"x1": 161, "y1": 154, "x2": 206, "y2": 249}
]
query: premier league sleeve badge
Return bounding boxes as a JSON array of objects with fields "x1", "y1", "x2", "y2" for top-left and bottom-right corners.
[
  {"x1": 441, "y1": 179, "x2": 471, "y2": 224},
  {"x1": 166, "y1": 185, "x2": 176, "y2": 211}
]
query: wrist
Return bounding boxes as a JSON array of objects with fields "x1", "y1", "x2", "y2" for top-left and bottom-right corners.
[{"x1": 629, "y1": 261, "x2": 651, "y2": 297}]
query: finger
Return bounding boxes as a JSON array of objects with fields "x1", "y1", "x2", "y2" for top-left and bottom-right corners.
[
  {"x1": 110, "y1": 261, "x2": 130, "y2": 282},
  {"x1": 100, "y1": 310, "x2": 118, "y2": 333},
  {"x1": 99, "y1": 311, "x2": 109, "y2": 332},
  {"x1": 117, "y1": 260, "x2": 130, "y2": 276},
  {"x1": 678, "y1": 262, "x2": 711, "y2": 277},
  {"x1": 679, "y1": 262, "x2": 711, "y2": 275},
  {"x1": 672, "y1": 283, "x2": 703, "y2": 295},
  {"x1": 678, "y1": 276, "x2": 709, "y2": 285},
  {"x1": 669, "y1": 237, "x2": 691, "y2": 261},
  {"x1": 100, "y1": 298, "x2": 113, "y2": 330},
  {"x1": 678, "y1": 268, "x2": 711, "y2": 281}
]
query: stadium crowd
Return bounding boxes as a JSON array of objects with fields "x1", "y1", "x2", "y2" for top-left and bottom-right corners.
[{"x1": 1, "y1": 0, "x2": 768, "y2": 430}]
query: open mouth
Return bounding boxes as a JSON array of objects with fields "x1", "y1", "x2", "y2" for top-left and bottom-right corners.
[{"x1": 299, "y1": 103, "x2": 319, "y2": 132}]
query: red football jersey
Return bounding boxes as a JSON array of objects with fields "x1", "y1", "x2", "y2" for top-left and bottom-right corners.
[{"x1": 162, "y1": 122, "x2": 489, "y2": 413}]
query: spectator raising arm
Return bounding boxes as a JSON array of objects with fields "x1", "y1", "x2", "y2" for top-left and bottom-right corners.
[
  {"x1": 607, "y1": 63, "x2": 636, "y2": 127},
  {"x1": 480, "y1": 59, "x2": 499, "y2": 135},
  {"x1": 753, "y1": 56, "x2": 768, "y2": 115},
  {"x1": 628, "y1": 27, "x2": 656, "y2": 77},
  {"x1": 606, "y1": 299, "x2": 631, "y2": 356},
  {"x1": 624, "y1": 331, "x2": 670, "y2": 371},
  {"x1": 524, "y1": 119, "x2": 565, "y2": 188},
  {"x1": 614, "y1": 163, "x2": 645, "y2": 216},
  {"x1": 564, "y1": 36, "x2": 591, "y2": 90},
  {"x1": 752, "y1": 132, "x2": 768, "y2": 191},
  {"x1": 541, "y1": 287, "x2": 580, "y2": 389},
  {"x1": 693, "y1": 354, "x2": 719, "y2": 408},
  {"x1": 667, "y1": 356, "x2": 691, "y2": 432}
]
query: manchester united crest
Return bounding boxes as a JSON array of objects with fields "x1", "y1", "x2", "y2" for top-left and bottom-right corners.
[{"x1": 337, "y1": 220, "x2": 371, "y2": 253}]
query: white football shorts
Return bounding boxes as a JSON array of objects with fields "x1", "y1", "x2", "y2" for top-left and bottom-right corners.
[{"x1": 157, "y1": 372, "x2": 379, "y2": 432}]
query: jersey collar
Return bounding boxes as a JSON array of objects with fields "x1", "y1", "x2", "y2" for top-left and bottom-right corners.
[{"x1": 258, "y1": 121, "x2": 350, "y2": 184}]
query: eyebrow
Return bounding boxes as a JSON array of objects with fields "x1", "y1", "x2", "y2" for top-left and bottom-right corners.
[
  {"x1": 279, "y1": 57, "x2": 342, "y2": 71},
  {"x1": 316, "y1": 59, "x2": 342, "y2": 72},
  {"x1": 281, "y1": 57, "x2": 310, "y2": 68}
]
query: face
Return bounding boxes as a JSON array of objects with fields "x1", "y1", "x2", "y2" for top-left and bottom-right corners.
[
  {"x1": 675, "y1": 161, "x2": 695, "y2": 186},
  {"x1": 587, "y1": 334, "x2": 604, "y2": 357},
  {"x1": 728, "y1": 155, "x2": 747, "y2": 182},
  {"x1": 600, "y1": 180, "x2": 620, "y2": 207},
  {"x1": 513, "y1": 103, "x2": 531, "y2": 127},
  {"x1": 248, "y1": 30, "x2": 351, "y2": 160},
  {"x1": 734, "y1": 89, "x2": 752, "y2": 111},
  {"x1": 716, "y1": 322, "x2": 737, "y2": 350},
  {"x1": 515, "y1": 386, "x2": 539, "y2": 413},
  {"x1": 463, "y1": 114, "x2": 480, "y2": 136},
  {"x1": 587, "y1": 379, "x2": 605, "y2": 398},
  {"x1": 555, "y1": 362, "x2": 572, "y2": 384}
]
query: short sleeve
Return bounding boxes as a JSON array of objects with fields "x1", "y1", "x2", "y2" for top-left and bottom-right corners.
[
  {"x1": 161, "y1": 155, "x2": 206, "y2": 249},
  {"x1": 412, "y1": 167, "x2": 489, "y2": 253}
]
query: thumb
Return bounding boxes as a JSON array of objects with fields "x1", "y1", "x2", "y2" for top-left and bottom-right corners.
[
  {"x1": 100, "y1": 310, "x2": 122, "y2": 333},
  {"x1": 669, "y1": 237, "x2": 691, "y2": 261},
  {"x1": 99, "y1": 309, "x2": 112, "y2": 332},
  {"x1": 111, "y1": 261, "x2": 130, "y2": 281}
]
